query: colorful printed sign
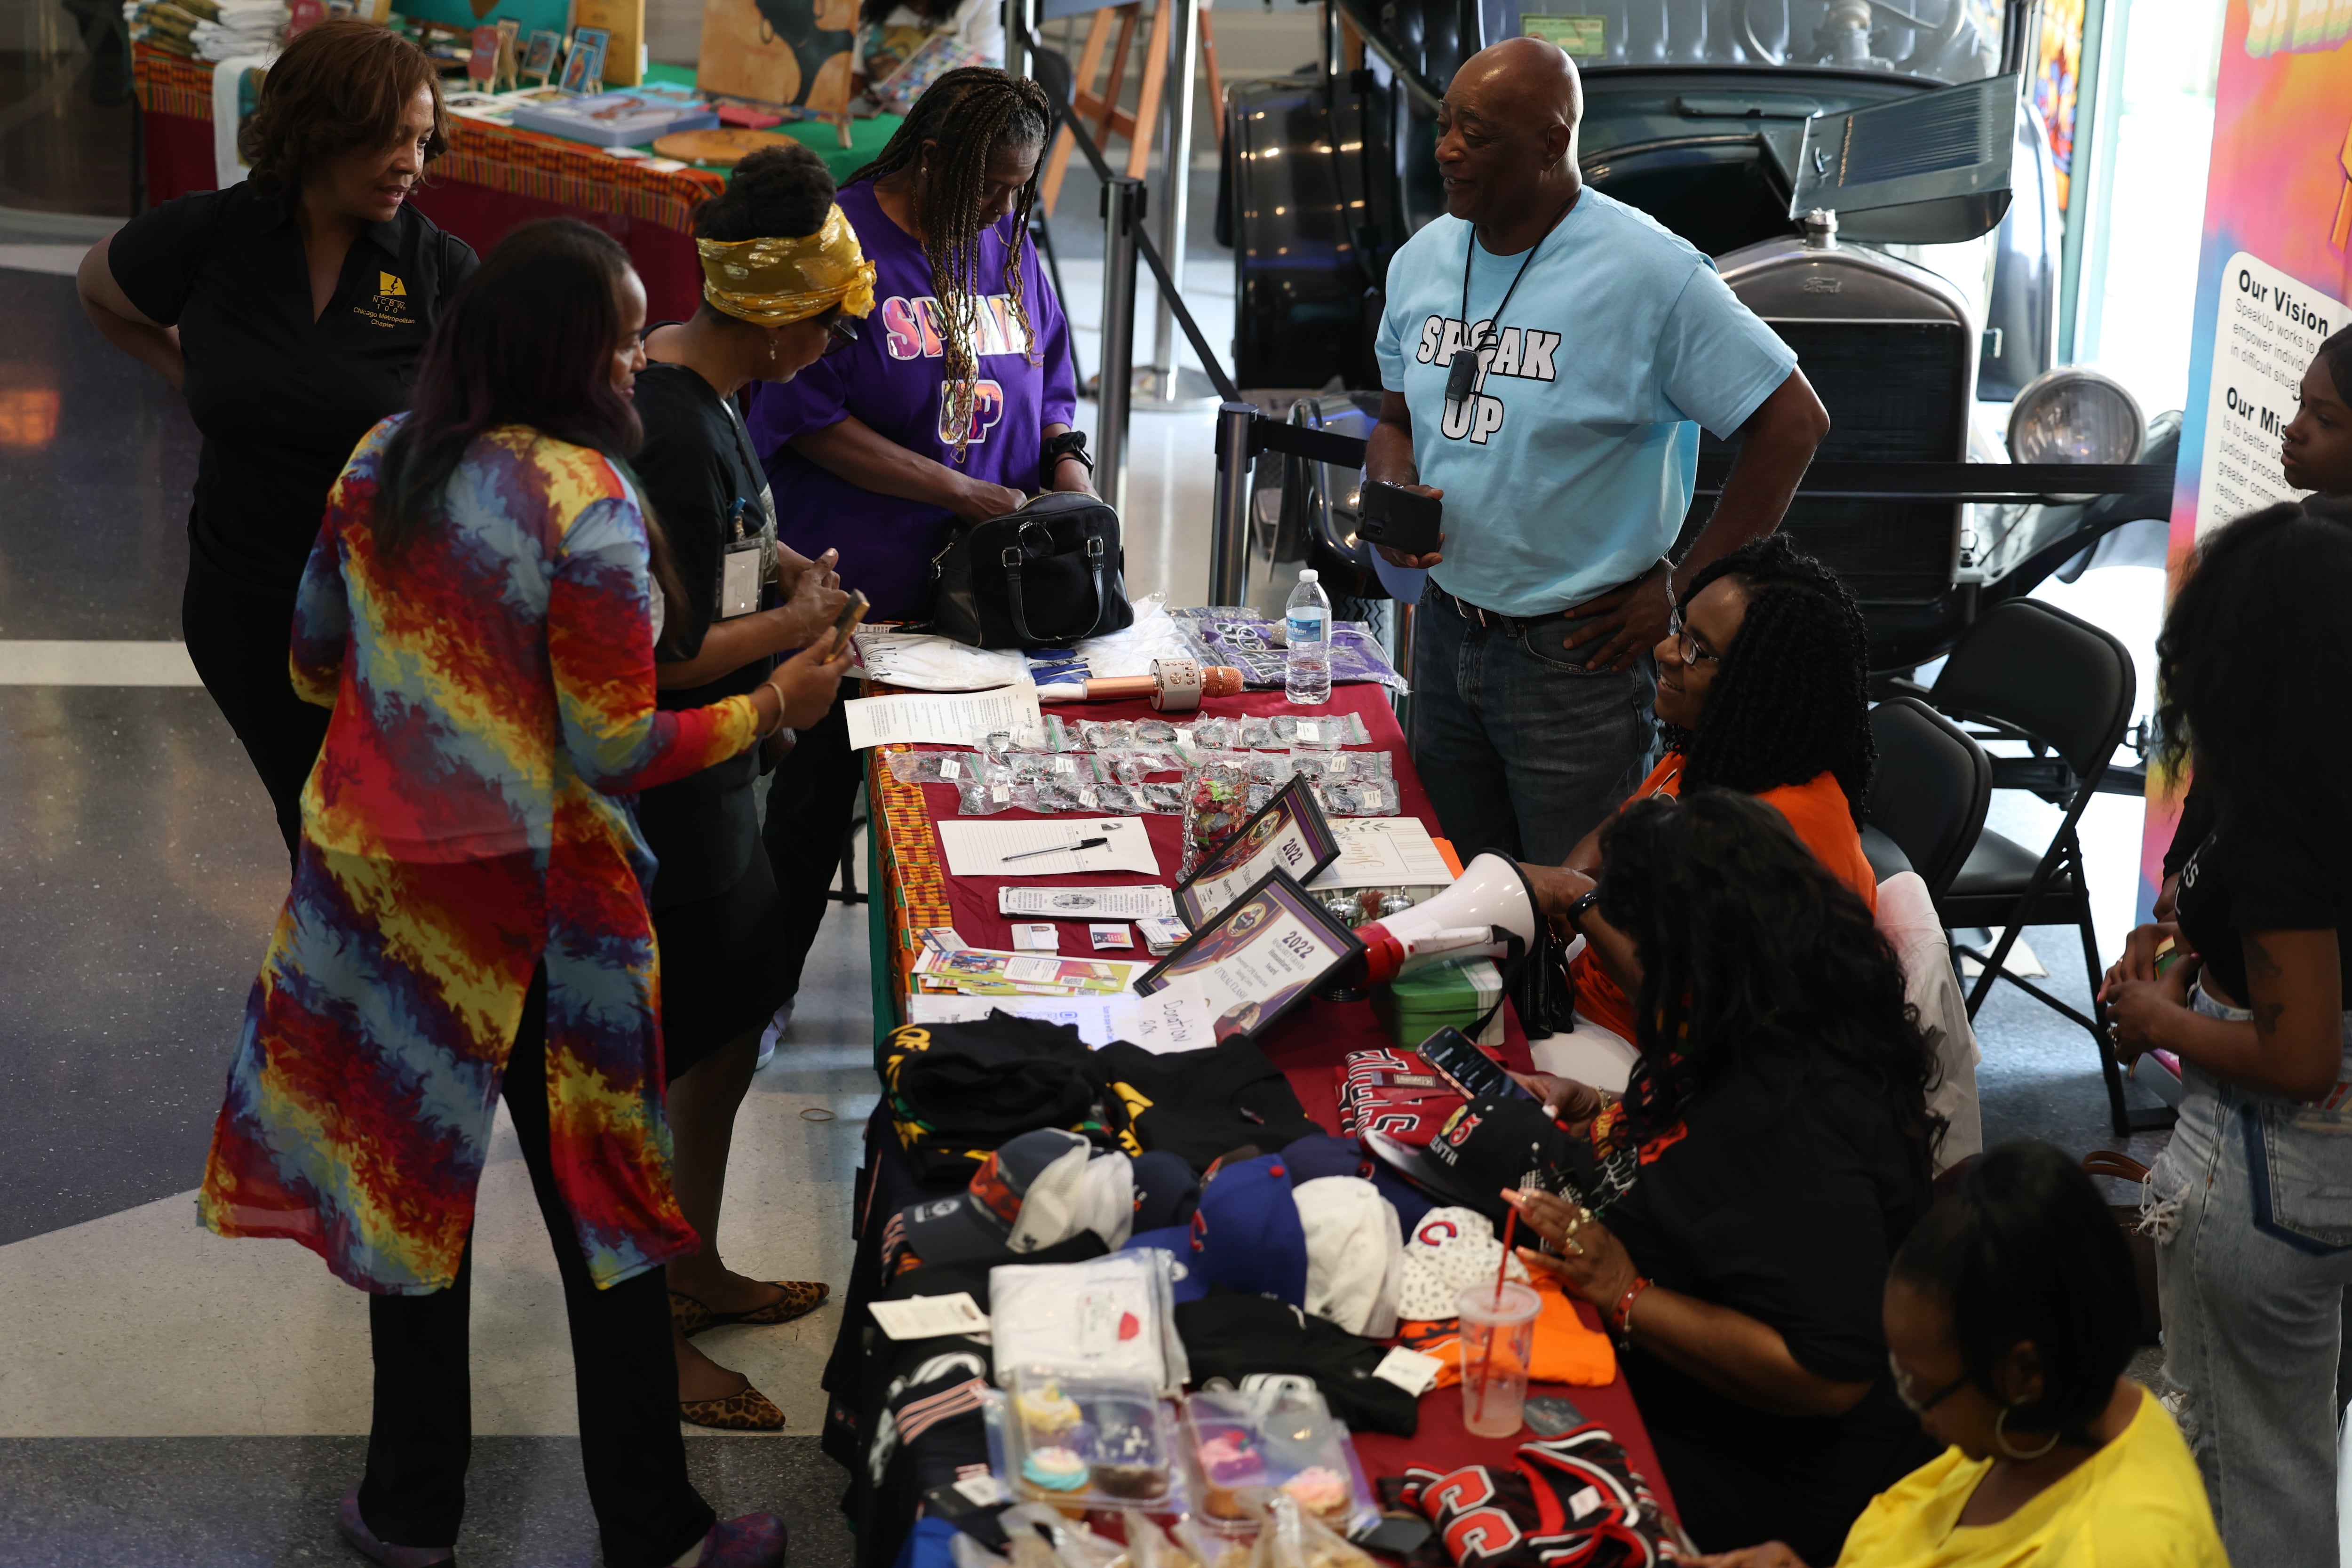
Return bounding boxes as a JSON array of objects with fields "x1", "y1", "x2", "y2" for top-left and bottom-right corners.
[{"x1": 2139, "y1": 6, "x2": 2352, "y2": 909}]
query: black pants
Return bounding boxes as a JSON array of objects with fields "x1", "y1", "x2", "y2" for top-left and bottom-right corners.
[
  {"x1": 180, "y1": 553, "x2": 330, "y2": 873},
  {"x1": 761, "y1": 695, "x2": 865, "y2": 1006},
  {"x1": 358, "y1": 969, "x2": 716, "y2": 1567}
]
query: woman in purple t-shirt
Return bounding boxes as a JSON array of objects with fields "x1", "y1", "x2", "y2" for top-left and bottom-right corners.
[{"x1": 744, "y1": 67, "x2": 1092, "y2": 1043}]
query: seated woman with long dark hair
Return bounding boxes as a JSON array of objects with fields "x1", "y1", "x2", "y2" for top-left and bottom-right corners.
[
  {"x1": 1506, "y1": 789, "x2": 1941, "y2": 1563},
  {"x1": 1519, "y1": 534, "x2": 1878, "y2": 1083},
  {"x1": 196, "y1": 217, "x2": 847, "y2": 1568},
  {"x1": 1692, "y1": 1142, "x2": 2225, "y2": 1567}
]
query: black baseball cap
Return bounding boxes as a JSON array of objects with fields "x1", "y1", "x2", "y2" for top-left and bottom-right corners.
[{"x1": 1364, "y1": 1096, "x2": 1572, "y2": 1224}]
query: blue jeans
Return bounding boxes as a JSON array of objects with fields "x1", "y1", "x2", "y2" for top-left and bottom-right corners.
[
  {"x1": 2151, "y1": 982, "x2": 2352, "y2": 1566},
  {"x1": 1408, "y1": 585, "x2": 1657, "y2": 866}
]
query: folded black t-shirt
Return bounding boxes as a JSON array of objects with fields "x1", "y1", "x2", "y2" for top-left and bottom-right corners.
[
  {"x1": 1176, "y1": 1289, "x2": 1419, "y2": 1435},
  {"x1": 1093, "y1": 1039, "x2": 1322, "y2": 1170},
  {"x1": 1589, "y1": 1046, "x2": 1936, "y2": 1562}
]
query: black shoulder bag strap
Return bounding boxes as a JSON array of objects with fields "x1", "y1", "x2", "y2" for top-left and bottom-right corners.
[{"x1": 999, "y1": 517, "x2": 1108, "y2": 645}]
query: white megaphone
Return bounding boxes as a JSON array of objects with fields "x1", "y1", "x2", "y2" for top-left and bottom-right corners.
[{"x1": 1345, "y1": 852, "x2": 1542, "y2": 988}]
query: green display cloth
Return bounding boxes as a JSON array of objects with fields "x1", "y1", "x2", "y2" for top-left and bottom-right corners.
[{"x1": 641, "y1": 61, "x2": 901, "y2": 183}]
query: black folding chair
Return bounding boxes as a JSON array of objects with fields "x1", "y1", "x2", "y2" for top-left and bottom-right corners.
[
  {"x1": 1863, "y1": 696, "x2": 1993, "y2": 902},
  {"x1": 1927, "y1": 599, "x2": 2160, "y2": 1134}
]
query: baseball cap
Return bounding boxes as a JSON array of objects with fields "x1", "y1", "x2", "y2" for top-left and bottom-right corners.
[
  {"x1": 1365, "y1": 1096, "x2": 1573, "y2": 1224},
  {"x1": 896, "y1": 1129, "x2": 1131, "y2": 1266},
  {"x1": 1395, "y1": 1205, "x2": 1531, "y2": 1322},
  {"x1": 1125, "y1": 1152, "x2": 1309, "y2": 1306},
  {"x1": 1131, "y1": 1150, "x2": 1201, "y2": 1233},
  {"x1": 1281, "y1": 1133, "x2": 1435, "y2": 1231},
  {"x1": 1292, "y1": 1176, "x2": 1403, "y2": 1338}
]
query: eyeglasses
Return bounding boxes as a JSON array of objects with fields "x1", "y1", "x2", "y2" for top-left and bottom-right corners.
[
  {"x1": 823, "y1": 314, "x2": 860, "y2": 356},
  {"x1": 1887, "y1": 1352, "x2": 1969, "y2": 1416},
  {"x1": 1667, "y1": 611, "x2": 1720, "y2": 669}
]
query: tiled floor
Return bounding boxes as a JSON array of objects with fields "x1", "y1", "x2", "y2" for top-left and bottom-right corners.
[{"x1": 0, "y1": 64, "x2": 2192, "y2": 1568}]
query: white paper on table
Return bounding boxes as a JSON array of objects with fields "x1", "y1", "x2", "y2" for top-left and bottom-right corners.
[
  {"x1": 1306, "y1": 816, "x2": 1457, "y2": 890},
  {"x1": 998, "y1": 885, "x2": 1178, "y2": 921},
  {"x1": 937, "y1": 817, "x2": 1159, "y2": 878},
  {"x1": 843, "y1": 682, "x2": 1042, "y2": 749},
  {"x1": 905, "y1": 986, "x2": 1214, "y2": 1051}
]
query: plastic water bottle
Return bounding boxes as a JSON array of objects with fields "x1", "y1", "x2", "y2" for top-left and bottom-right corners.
[{"x1": 1286, "y1": 569, "x2": 1333, "y2": 706}]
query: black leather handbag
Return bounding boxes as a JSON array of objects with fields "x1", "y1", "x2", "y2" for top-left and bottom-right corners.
[{"x1": 929, "y1": 491, "x2": 1134, "y2": 649}]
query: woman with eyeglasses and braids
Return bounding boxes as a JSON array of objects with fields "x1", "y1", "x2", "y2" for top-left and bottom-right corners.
[
  {"x1": 1686, "y1": 1142, "x2": 2225, "y2": 1568},
  {"x1": 628, "y1": 142, "x2": 874, "y2": 1430},
  {"x1": 744, "y1": 67, "x2": 1087, "y2": 1040},
  {"x1": 1516, "y1": 534, "x2": 1880, "y2": 1084}
]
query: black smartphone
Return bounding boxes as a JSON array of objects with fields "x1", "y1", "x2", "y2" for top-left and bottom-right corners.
[
  {"x1": 826, "y1": 590, "x2": 870, "y2": 660},
  {"x1": 1358, "y1": 480, "x2": 1443, "y2": 556},
  {"x1": 1415, "y1": 1026, "x2": 1534, "y2": 1105},
  {"x1": 1524, "y1": 1395, "x2": 1586, "y2": 1437}
]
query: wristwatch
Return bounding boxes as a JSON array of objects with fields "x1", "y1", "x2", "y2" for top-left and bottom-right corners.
[
  {"x1": 1565, "y1": 889, "x2": 1602, "y2": 932},
  {"x1": 1042, "y1": 429, "x2": 1094, "y2": 474}
]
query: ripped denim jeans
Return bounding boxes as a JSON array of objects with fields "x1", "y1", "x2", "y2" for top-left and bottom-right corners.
[{"x1": 2148, "y1": 982, "x2": 2352, "y2": 1566}]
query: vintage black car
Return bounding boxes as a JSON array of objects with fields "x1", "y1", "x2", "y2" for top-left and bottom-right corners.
[{"x1": 1222, "y1": 0, "x2": 2173, "y2": 669}]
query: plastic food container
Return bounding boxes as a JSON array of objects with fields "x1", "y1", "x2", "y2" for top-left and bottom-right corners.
[
  {"x1": 1180, "y1": 1386, "x2": 1377, "y2": 1538},
  {"x1": 1001, "y1": 1366, "x2": 1182, "y2": 1510}
]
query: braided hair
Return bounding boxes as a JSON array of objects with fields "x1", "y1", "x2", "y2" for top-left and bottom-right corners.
[
  {"x1": 850, "y1": 67, "x2": 1051, "y2": 452},
  {"x1": 1670, "y1": 534, "x2": 1876, "y2": 823}
]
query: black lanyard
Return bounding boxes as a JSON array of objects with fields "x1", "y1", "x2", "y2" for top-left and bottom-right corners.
[{"x1": 1446, "y1": 196, "x2": 1578, "y2": 409}]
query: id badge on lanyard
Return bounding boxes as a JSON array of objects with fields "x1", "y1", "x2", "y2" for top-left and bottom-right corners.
[{"x1": 720, "y1": 497, "x2": 763, "y2": 620}]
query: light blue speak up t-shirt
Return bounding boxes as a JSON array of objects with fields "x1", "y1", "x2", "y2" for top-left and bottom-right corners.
[{"x1": 1375, "y1": 188, "x2": 1797, "y2": 618}]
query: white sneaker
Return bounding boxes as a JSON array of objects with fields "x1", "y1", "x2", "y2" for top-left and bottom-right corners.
[{"x1": 755, "y1": 1002, "x2": 793, "y2": 1070}]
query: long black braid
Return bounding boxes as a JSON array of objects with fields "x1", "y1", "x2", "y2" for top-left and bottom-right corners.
[
  {"x1": 850, "y1": 67, "x2": 1050, "y2": 452},
  {"x1": 1668, "y1": 533, "x2": 1876, "y2": 823}
]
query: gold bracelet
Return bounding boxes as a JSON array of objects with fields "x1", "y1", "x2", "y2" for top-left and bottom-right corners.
[{"x1": 758, "y1": 677, "x2": 789, "y2": 739}]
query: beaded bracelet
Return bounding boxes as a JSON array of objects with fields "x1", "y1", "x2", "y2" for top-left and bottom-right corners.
[{"x1": 1610, "y1": 1276, "x2": 1652, "y2": 1345}]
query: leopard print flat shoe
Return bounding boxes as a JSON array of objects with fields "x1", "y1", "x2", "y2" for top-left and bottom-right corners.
[
  {"x1": 679, "y1": 1380, "x2": 787, "y2": 1432},
  {"x1": 671, "y1": 1280, "x2": 830, "y2": 1337}
]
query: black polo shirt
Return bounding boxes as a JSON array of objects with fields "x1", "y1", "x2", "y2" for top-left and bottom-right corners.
[{"x1": 109, "y1": 183, "x2": 477, "y2": 593}]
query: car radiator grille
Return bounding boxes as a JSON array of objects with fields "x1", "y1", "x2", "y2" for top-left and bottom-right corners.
[{"x1": 1690, "y1": 319, "x2": 1971, "y2": 604}]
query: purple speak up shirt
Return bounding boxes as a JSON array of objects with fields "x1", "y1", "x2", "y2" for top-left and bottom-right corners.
[{"x1": 746, "y1": 179, "x2": 1078, "y2": 619}]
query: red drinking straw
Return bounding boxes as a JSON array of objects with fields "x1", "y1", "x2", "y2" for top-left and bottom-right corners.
[{"x1": 1471, "y1": 1204, "x2": 1519, "y2": 1425}]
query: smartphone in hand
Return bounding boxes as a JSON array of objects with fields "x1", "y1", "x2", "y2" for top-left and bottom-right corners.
[
  {"x1": 1359, "y1": 480, "x2": 1443, "y2": 556},
  {"x1": 827, "y1": 590, "x2": 869, "y2": 660}
]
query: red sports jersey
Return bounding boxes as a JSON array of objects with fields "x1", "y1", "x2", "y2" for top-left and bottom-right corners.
[{"x1": 1382, "y1": 1429, "x2": 1684, "y2": 1568}]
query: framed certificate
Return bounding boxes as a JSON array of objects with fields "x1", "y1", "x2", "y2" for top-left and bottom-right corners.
[
  {"x1": 1138, "y1": 868, "x2": 1364, "y2": 1043},
  {"x1": 1174, "y1": 775, "x2": 1341, "y2": 927}
]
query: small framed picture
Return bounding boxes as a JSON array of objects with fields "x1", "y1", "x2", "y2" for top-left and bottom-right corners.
[
  {"x1": 1174, "y1": 774, "x2": 1340, "y2": 928},
  {"x1": 560, "y1": 26, "x2": 610, "y2": 93},
  {"x1": 522, "y1": 28, "x2": 562, "y2": 84},
  {"x1": 1138, "y1": 868, "x2": 1364, "y2": 1043}
]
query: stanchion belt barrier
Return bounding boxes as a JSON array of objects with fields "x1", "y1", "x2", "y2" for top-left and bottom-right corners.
[
  {"x1": 1022, "y1": 23, "x2": 1242, "y2": 406},
  {"x1": 1020, "y1": 30, "x2": 2177, "y2": 506}
]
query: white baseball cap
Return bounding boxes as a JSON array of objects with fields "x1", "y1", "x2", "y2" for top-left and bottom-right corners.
[
  {"x1": 1396, "y1": 1206, "x2": 1529, "y2": 1322},
  {"x1": 1291, "y1": 1176, "x2": 1403, "y2": 1338}
]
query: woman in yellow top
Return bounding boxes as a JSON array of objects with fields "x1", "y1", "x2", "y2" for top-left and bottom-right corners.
[{"x1": 1692, "y1": 1141, "x2": 2226, "y2": 1568}]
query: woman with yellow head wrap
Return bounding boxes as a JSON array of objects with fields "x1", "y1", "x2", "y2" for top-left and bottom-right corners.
[{"x1": 629, "y1": 141, "x2": 871, "y2": 1433}]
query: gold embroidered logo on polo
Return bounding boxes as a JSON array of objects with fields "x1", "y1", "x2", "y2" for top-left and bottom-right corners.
[{"x1": 378, "y1": 272, "x2": 407, "y2": 297}]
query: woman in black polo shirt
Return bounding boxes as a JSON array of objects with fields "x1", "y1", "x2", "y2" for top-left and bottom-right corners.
[
  {"x1": 632, "y1": 143, "x2": 873, "y2": 1428},
  {"x1": 75, "y1": 20, "x2": 474, "y2": 867}
]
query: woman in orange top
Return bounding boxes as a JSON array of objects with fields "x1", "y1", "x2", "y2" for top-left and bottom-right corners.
[{"x1": 1522, "y1": 534, "x2": 1878, "y2": 1049}]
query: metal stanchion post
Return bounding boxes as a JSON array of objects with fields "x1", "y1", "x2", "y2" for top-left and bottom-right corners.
[
  {"x1": 1004, "y1": 0, "x2": 1033, "y2": 88},
  {"x1": 1097, "y1": 176, "x2": 1144, "y2": 517},
  {"x1": 1134, "y1": 0, "x2": 1217, "y2": 409},
  {"x1": 1209, "y1": 400, "x2": 1256, "y2": 605}
]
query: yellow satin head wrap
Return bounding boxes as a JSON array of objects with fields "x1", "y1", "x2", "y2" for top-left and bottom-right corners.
[{"x1": 696, "y1": 204, "x2": 878, "y2": 328}]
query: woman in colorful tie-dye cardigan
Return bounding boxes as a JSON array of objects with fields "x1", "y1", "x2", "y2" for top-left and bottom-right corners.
[{"x1": 197, "y1": 218, "x2": 845, "y2": 1568}]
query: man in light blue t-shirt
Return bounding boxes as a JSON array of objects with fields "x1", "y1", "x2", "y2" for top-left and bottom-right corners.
[{"x1": 1367, "y1": 37, "x2": 1828, "y2": 866}]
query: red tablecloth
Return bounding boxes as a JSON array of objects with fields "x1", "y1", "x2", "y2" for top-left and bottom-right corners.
[{"x1": 865, "y1": 680, "x2": 1679, "y2": 1521}]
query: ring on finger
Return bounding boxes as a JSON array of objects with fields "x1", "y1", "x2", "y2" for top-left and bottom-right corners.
[{"x1": 1565, "y1": 1237, "x2": 1586, "y2": 1258}]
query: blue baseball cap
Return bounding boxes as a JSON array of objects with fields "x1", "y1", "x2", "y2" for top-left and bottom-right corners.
[
  {"x1": 1282, "y1": 1133, "x2": 1434, "y2": 1231},
  {"x1": 1125, "y1": 1153, "x2": 1309, "y2": 1305}
]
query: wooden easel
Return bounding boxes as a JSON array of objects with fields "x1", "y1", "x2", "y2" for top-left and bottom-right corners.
[{"x1": 1037, "y1": 0, "x2": 1225, "y2": 218}]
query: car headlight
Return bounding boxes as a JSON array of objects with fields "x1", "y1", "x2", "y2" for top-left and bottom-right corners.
[{"x1": 2007, "y1": 367, "x2": 2145, "y2": 465}]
